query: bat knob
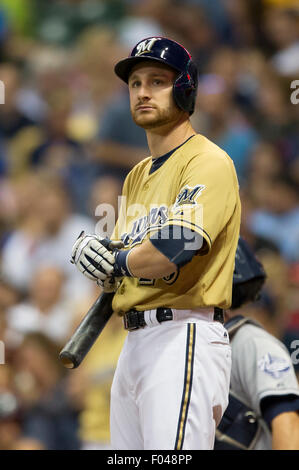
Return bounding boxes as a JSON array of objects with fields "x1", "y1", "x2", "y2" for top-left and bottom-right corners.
[{"x1": 59, "y1": 351, "x2": 77, "y2": 369}]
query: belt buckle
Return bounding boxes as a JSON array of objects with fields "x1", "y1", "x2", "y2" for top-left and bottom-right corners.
[
  {"x1": 123, "y1": 311, "x2": 140, "y2": 331},
  {"x1": 214, "y1": 308, "x2": 224, "y2": 324}
]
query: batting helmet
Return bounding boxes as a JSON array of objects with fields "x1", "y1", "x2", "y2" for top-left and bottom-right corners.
[
  {"x1": 114, "y1": 37, "x2": 198, "y2": 115},
  {"x1": 231, "y1": 237, "x2": 267, "y2": 310}
]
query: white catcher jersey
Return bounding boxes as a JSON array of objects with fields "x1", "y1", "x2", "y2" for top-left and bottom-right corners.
[{"x1": 230, "y1": 322, "x2": 299, "y2": 450}]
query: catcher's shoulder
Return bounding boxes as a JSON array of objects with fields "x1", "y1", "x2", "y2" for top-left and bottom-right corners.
[{"x1": 232, "y1": 322, "x2": 287, "y2": 352}]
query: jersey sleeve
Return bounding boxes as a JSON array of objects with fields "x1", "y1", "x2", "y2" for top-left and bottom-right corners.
[
  {"x1": 162, "y1": 152, "x2": 239, "y2": 253},
  {"x1": 233, "y1": 329, "x2": 299, "y2": 416},
  {"x1": 261, "y1": 395, "x2": 299, "y2": 428}
]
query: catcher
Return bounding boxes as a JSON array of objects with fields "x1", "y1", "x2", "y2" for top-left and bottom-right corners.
[{"x1": 215, "y1": 237, "x2": 299, "y2": 450}]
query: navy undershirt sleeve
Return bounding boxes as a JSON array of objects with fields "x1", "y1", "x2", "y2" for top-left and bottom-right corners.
[
  {"x1": 149, "y1": 225, "x2": 204, "y2": 268},
  {"x1": 260, "y1": 395, "x2": 299, "y2": 429}
]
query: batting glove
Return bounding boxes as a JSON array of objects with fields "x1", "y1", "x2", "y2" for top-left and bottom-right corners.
[{"x1": 71, "y1": 231, "x2": 124, "y2": 282}]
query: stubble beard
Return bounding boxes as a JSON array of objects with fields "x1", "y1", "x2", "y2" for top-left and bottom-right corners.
[{"x1": 132, "y1": 104, "x2": 183, "y2": 131}]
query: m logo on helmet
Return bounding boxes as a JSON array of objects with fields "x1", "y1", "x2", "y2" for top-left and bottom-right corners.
[{"x1": 135, "y1": 38, "x2": 161, "y2": 56}]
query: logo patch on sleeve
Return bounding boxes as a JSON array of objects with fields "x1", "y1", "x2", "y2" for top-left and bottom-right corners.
[
  {"x1": 258, "y1": 353, "x2": 290, "y2": 379},
  {"x1": 174, "y1": 185, "x2": 205, "y2": 208}
]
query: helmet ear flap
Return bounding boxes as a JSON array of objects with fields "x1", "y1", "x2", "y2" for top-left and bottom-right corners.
[
  {"x1": 187, "y1": 61, "x2": 198, "y2": 90},
  {"x1": 173, "y1": 60, "x2": 198, "y2": 114}
]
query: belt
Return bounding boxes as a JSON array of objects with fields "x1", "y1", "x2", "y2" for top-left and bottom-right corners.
[{"x1": 123, "y1": 307, "x2": 224, "y2": 331}]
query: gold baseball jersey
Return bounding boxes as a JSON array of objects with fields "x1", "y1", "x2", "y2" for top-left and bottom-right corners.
[{"x1": 111, "y1": 134, "x2": 241, "y2": 314}]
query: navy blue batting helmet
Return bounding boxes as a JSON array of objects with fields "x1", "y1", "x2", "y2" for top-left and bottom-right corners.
[
  {"x1": 231, "y1": 237, "x2": 267, "y2": 309},
  {"x1": 114, "y1": 37, "x2": 198, "y2": 115}
]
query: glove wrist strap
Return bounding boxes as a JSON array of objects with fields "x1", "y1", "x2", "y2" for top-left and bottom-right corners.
[{"x1": 113, "y1": 249, "x2": 134, "y2": 277}]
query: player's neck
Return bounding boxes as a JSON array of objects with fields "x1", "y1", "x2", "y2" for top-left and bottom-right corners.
[{"x1": 146, "y1": 118, "x2": 196, "y2": 159}]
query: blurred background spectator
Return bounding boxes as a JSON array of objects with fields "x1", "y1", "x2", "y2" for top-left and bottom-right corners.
[
  {"x1": 0, "y1": 0, "x2": 298, "y2": 449},
  {"x1": 6, "y1": 265, "x2": 76, "y2": 346},
  {"x1": 12, "y1": 332, "x2": 80, "y2": 450}
]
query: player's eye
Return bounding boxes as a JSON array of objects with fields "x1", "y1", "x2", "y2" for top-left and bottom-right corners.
[{"x1": 129, "y1": 80, "x2": 140, "y2": 88}]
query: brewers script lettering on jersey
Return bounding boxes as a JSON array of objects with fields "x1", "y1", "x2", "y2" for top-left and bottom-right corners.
[{"x1": 111, "y1": 134, "x2": 240, "y2": 314}]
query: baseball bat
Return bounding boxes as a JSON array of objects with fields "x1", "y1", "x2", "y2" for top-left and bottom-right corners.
[{"x1": 59, "y1": 292, "x2": 114, "y2": 369}]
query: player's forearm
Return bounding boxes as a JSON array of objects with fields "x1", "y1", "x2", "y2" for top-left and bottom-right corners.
[
  {"x1": 271, "y1": 412, "x2": 299, "y2": 450},
  {"x1": 127, "y1": 240, "x2": 177, "y2": 279},
  {"x1": 115, "y1": 226, "x2": 201, "y2": 279}
]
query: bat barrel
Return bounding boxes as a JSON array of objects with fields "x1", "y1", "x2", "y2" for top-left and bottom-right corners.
[{"x1": 59, "y1": 292, "x2": 114, "y2": 369}]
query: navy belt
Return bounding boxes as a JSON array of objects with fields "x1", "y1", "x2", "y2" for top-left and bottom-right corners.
[{"x1": 123, "y1": 307, "x2": 224, "y2": 331}]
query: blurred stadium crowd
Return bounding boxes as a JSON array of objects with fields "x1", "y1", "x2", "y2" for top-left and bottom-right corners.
[{"x1": 0, "y1": 0, "x2": 298, "y2": 450}]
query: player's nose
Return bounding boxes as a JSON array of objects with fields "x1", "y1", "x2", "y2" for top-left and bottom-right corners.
[{"x1": 137, "y1": 82, "x2": 151, "y2": 101}]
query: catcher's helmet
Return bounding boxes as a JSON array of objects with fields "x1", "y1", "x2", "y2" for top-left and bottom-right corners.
[
  {"x1": 114, "y1": 37, "x2": 198, "y2": 115},
  {"x1": 231, "y1": 237, "x2": 267, "y2": 309}
]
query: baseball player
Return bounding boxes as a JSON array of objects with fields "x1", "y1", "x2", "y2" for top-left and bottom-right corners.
[
  {"x1": 71, "y1": 37, "x2": 241, "y2": 450},
  {"x1": 215, "y1": 237, "x2": 299, "y2": 450}
]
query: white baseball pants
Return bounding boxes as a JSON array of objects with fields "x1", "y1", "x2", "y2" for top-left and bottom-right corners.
[{"x1": 110, "y1": 309, "x2": 231, "y2": 450}]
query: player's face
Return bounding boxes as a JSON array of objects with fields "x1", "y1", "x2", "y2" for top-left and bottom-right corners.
[{"x1": 128, "y1": 62, "x2": 184, "y2": 130}]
